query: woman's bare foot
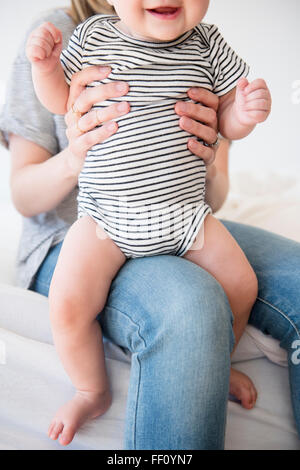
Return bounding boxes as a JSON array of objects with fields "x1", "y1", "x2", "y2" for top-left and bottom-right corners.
[
  {"x1": 48, "y1": 389, "x2": 112, "y2": 446},
  {"x1": 229, "y1": 368, "x2": 257, "y2": 409}
]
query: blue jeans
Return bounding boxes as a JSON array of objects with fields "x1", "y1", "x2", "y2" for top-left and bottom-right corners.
[
  {"x1": 222, "y1": 220, "x2": 300, "y2": 438},
  {"x1": 30, "y1": 220, "x2": 300, "y2": 447}
]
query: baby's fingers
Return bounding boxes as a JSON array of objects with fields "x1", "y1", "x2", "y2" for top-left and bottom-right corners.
[
  {"x1": 246, "y1": 110, "x2": 269, "y2": 123},
  {"x1": 244, "y1": 89, "x2": 270, "y2": 103},
  {"x1": 26, "y1": 22, "x2": 62, "y2": 61},
  {"x1": 37, "y1": 22, "x2": 62, "y2": 47},
  {"x1": 245, "y1": 99, "x2": 270, "y2": 112},
  {"x1": 26, "y1": 37, "x2": 54, "y2": 60},
  {"x1": 244, "y1": 78, "x2": 268, "y2": 95}
]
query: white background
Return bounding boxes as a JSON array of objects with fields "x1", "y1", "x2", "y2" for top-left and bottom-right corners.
[{"x1": 0, "y1": 0, "x2": 299, "y2": 203}]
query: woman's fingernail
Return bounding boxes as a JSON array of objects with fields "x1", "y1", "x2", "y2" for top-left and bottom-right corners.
[
  {"x1": 99, "y1": 66, "x2": 110, "y2": 74},
  {"x1": 181, "y1": 116, "x2": 192, "y2": 130},
  {"x1": 116, "y1": 82, "x2": 127, "y2": 92},
  {"x1": 189, "y1": 139, "x2": 197, "y2": 148},
  {"x1": 177, "y1": 102, "x2": 187, "y2": 112},
  {"x1": 189, "y1": 88, "x2": 198, "y2": 96},
  {"x1": 106, "y1": 121, "x2": 117, "y2": 131},
  {"x1": 117, "y1": 102, "x2": 128, "y2": 112}
]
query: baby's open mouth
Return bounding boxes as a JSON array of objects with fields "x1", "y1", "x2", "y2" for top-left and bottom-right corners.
[{"x1": 146, "y1": 7, "x2": 182, "y2": 19}]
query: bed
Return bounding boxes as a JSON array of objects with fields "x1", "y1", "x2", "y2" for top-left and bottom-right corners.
[{"x1": 0, "y1": 170, "x2": 300, "y2": 450}]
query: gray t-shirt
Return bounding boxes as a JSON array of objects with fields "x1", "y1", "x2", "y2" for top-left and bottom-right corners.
[{"x1": 0, "y1": 9, "x2": 78, "y2": 288}]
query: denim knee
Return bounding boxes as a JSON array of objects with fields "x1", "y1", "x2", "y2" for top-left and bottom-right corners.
[
  {"x1": 154, "y1": 260, "x2": 235, "y2": 357},
  {"x1": 101, "y1": 256, "x2": 234, "y2": 450},
  {"x1": 103, "y1": 255, "x2": 234, "y2": 355}
]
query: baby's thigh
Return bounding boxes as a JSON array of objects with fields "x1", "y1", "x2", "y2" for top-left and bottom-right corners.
[
  {"x1": 184, "y1": 214, "x2": 257, "y2": 294},
  {"x1": 50, "y1": 215, "x2": 126, "y2": 317}
]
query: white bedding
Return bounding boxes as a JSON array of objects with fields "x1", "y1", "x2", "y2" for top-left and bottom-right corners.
[
  {"x1": 0, "y1": 170, "x2": 300, "y2": 450},
  {"x1": 216, "y1": 171, "x2": 300, "y2": 244}
]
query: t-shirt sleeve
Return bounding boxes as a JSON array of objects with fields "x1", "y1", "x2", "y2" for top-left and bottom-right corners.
[
  {"x1": 0, "y1": 47, "x2": 58, "y2": 154},
  {"x1": 60, "y1": 22, "x2": 85, "y2": 85},
  {"x1": 0, "y1": 10, "x2": 75, "y2": 154},
  {"x1": 206, "y1": 24, "x2": 250, "y2": 96}
]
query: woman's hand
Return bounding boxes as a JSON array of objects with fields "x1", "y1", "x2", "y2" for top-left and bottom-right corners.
[
  {"x1": 175, "y1": 88, "x2": 232, "y2": 212},
  {"x1": 64, "y1": 65, "x2": 130, "y2": 175},
  {"x1": 174, "y1": 87, "x2": 219, "y2": 178}
]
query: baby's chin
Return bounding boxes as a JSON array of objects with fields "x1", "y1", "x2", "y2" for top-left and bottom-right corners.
[
  {"x1": 144, "y1": 29, "x2": 187, "y2": 42},
  {"x1": 140, "y1": 19, "x2": 189, "y2": 42}
]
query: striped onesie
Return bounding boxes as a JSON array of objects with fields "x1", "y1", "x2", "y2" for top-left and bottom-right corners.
[{"x1": 61, "y1": 14, "x2": 249, "y2": 258}]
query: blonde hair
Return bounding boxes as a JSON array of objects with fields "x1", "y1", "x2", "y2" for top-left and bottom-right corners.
[{"x1": 68, "y1": 0, "x2": 116, "y2": 24}]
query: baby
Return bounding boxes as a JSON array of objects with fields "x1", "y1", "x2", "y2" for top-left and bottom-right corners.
[{"x1": 26, "y1": 0, "x2": 271, "y2": 446}]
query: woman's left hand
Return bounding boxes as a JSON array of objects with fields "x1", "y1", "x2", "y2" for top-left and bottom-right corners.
[{"x1": 174, "y1": 87, "x2": 219, "y2": 174}]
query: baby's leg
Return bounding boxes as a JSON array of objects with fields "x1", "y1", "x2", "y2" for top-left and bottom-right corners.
[
  {"x1": 184, "y1": 214, "x2": 258, "y2": 409},
  {"x1": 48, "y1": 215, "x2": 126, "y2": 446}
]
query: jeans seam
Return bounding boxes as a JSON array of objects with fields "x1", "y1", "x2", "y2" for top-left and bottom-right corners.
[
  {"x1": 105, "y1": 304, "x2": 147, "y2": 449},
  {"x1": 132, "y1": 355, "x2": 142, "y2": 450},
  {"x1": 257, "y1": 296, "x2": 300, "y2": 339}
]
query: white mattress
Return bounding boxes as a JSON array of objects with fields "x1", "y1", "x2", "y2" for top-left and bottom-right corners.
[{"x1": 0, "y1": 170, "x2": 300, "y2": 450}]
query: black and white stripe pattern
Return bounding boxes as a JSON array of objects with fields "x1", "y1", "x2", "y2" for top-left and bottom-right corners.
[{"x1": 61, "y1": 15, "x2": 249, "y2": 257}]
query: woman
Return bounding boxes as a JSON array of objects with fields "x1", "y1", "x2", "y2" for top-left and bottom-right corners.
[{"x1": 0, "y1": 0, "x2": 299, "y2": 449}]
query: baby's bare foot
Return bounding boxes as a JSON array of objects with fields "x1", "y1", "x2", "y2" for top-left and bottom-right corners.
[
  {"x1": 48, "y1": 389, "x2": 112, "y2": 446},
  {"x1": 229, "y1": 368, "x2": 257, "y2": 409}
]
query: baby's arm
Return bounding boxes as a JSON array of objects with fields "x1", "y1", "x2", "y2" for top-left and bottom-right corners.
[
  {"x1": 218, "y1": 78, "x2": 272, "y2": 140},
  {"x1": 26, "y1": 22, "x2": 69, "y2": 115}
]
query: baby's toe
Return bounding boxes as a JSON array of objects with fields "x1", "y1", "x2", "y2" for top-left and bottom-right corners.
[
  {"x1": 49, "y1": 421, "x2": 64, "y2": 440},
  {"x1": 48, "y1": 422, "x2": 55, "y2": 438},
  {"x1": 250, "y1": 385, "x2": 258, "y2": 407},
  {"x1": 240, "y1": 387, "x2": 256, "y2": 409},
  {"x1": 59, "y1": 425, "x2": 76, "y2": 446}
]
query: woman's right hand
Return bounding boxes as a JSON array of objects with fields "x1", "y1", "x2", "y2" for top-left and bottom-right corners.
[{"x1": 64, "y1": 65, "x2": 130, "y2": 175}]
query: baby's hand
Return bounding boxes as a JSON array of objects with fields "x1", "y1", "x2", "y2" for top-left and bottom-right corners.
[
  {"x1": 234, "y1": 78, "x2": 272, "y2": 127},
  {"x1": 26, "y1": 22, "x2": 62, "y2": 73}
]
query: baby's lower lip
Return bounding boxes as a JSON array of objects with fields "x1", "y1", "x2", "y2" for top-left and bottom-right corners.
[{"x1": 146, "y1": 7, "x2": 182, "y2": 20}]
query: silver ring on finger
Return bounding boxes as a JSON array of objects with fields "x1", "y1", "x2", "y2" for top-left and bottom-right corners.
[{"x1": 204, "y1": 136, "x2": 220, "y2": 149}]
